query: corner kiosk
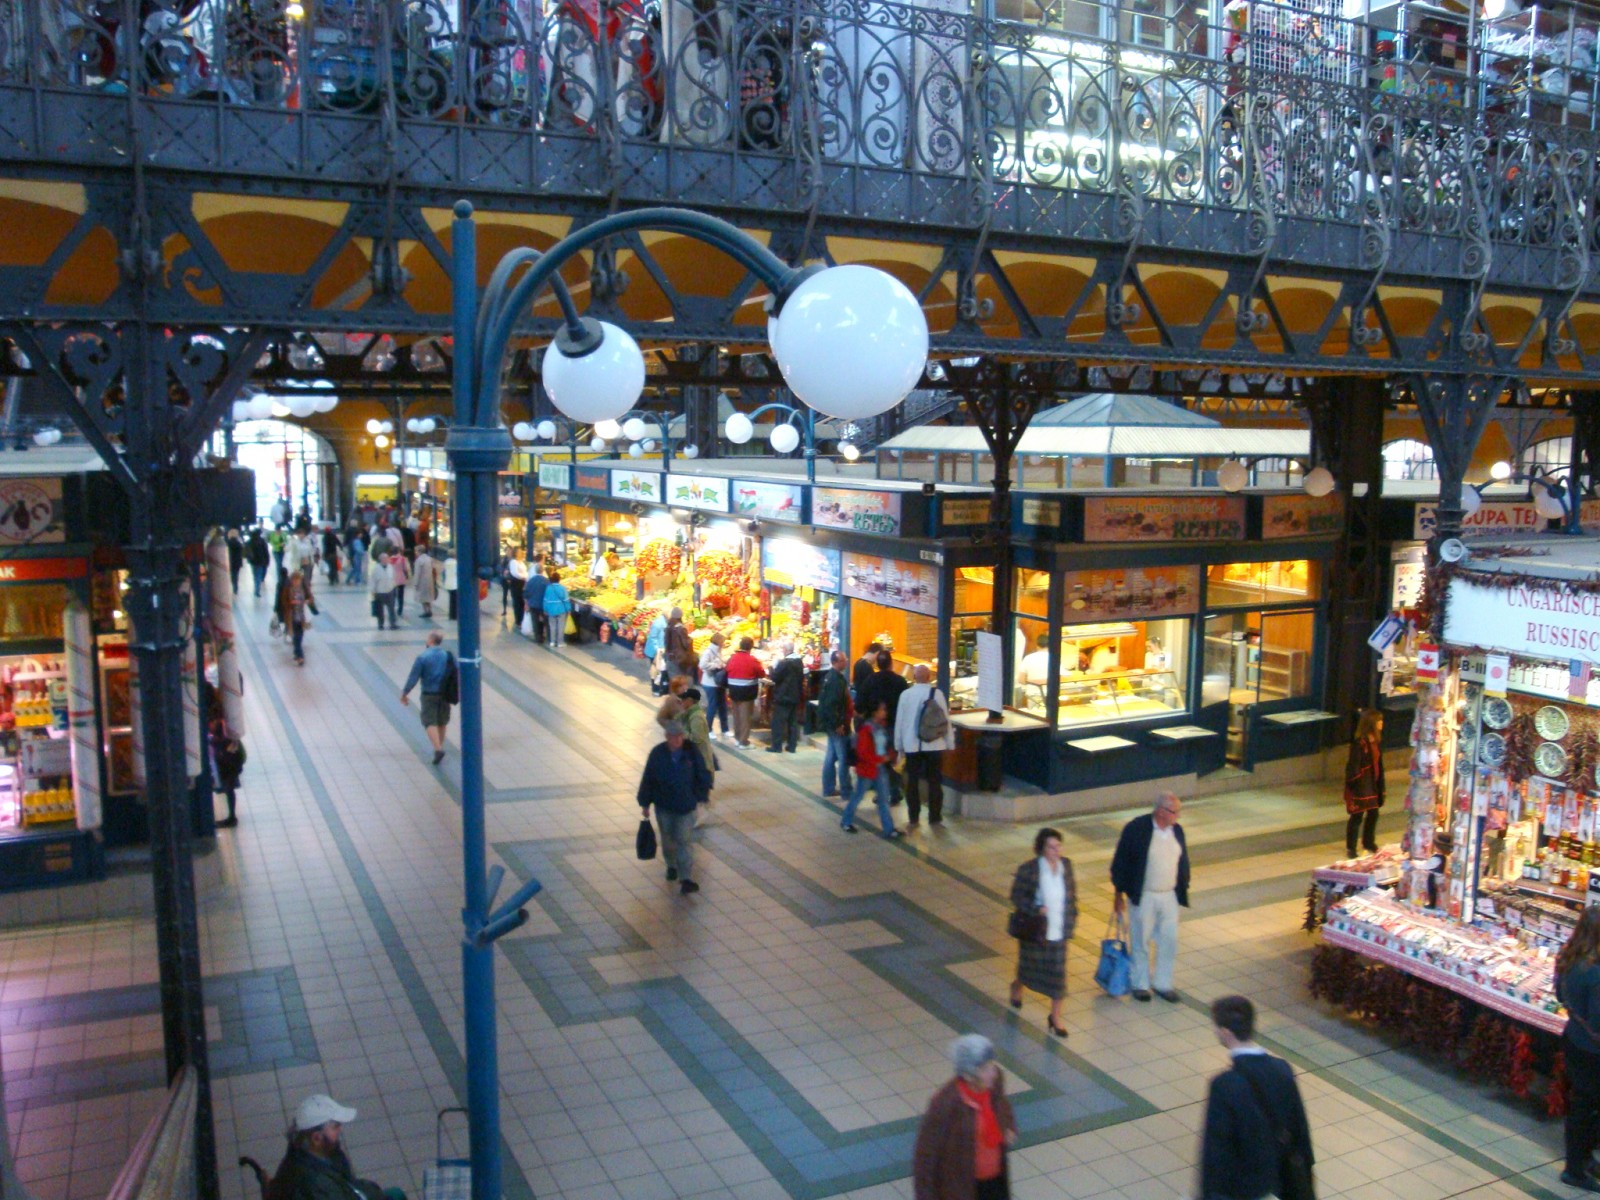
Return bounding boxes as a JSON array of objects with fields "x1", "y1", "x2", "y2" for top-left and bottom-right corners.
[{"x1": 1322, "y1": 535, "x2": 1600, "y2": 1036}]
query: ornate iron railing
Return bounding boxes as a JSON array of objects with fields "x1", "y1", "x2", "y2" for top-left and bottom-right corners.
[{"x1": 0, "y1": 0, "x2": 1595, "y2": 275}]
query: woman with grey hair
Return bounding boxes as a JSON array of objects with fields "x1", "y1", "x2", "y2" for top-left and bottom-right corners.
[{"x1": 913, "y1": 1035, "x2": 1017, "y2": 1200}]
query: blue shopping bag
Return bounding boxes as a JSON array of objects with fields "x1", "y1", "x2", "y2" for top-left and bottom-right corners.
[{"x1": 1094, "y1": 915, "x2": 1132, "y2": 996}]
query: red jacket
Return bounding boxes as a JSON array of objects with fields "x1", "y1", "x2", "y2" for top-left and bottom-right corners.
[
  {"x1": 725, "y1": 650, "x2": 766, "y2": 684},
  {"x1": 856, "y1": 721, "x2": 893, "y2": 780}
]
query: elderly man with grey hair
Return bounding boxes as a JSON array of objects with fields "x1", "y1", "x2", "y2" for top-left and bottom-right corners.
[
  {"x1": 1110, "y1": 792, "x2": 1191, "y2": 1003},
  {"x1": 766, "y1": 639, "x2": 806, "y2": 754},
  {"x1": 638, "y1": 719, "x2": 713, "y2": 895},
  {"x1": 894, "y1": 663, "x2": 954, "y2": 827},
  {"x1": 913, "y1": 1035, "x2": 1017, "y2": 1200}
]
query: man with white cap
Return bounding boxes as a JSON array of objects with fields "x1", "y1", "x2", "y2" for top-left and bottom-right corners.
[{"x1": 267, "y1": 1094, "x2": 398, "y2": 1200}]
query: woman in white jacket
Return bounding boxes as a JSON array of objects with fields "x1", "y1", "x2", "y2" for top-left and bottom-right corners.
[
  {"x1": 368, "y1": 551, "x2": 397, "y2": 630},
  {"x1": 442, "y1": 553, "x2": 459, "y2": 621},
  {"x1": 698, "y1": 632, "x2": 730, "y2": 741}
]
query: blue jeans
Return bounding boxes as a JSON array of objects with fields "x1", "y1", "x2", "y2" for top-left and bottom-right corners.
[
  {"x1": 822, "y1": 732, "x2": 854, "y2": 796},
  {"x1": 250, "y1": 563, "x2": 267, "y2": 596},
  {"x1": 704, "y1": 685, "x2": 729, "y2": 734},
  {"x1": 841, "y1": 772, "x2": 895, "y2": 836}
]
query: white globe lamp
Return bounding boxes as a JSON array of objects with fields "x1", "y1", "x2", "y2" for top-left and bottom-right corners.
[
  {"x1": 512, "y1": 422, "x2": 534, "y2": 442},
  {"x1": 769, "y1": 265, "x2": 929, "y2": 420},
  {"x1": 1535, "y1": 481, "x2": 1567, "y2": 520},
  {"x1": 682, "y1": 444, "x2": 700, "y2": 459},
  {"x1": 1217, "y1": 460, "x2": 1249, "y2": 492},
  {"x1": 380, "y1": 420, "x2": 393, "y2": 434},
  {"x1": 1461, "y1": 486, "x2": 1482, "y2": 516},
  {"x1": 628, "y1": 442, "x2": 644, "y2": 459},
  {"x1": 1490, "y1": 460, "x2": 1513, "y2": 481},
  {"x1": 541, "y1": 320, "x2": 645, "y2": 424},
  {"x1": 594, "y1": 419, "x2": 622, "y2": 441},
  {"x1": 840, "y1": 441, "x2": 860, "y2": 462},
  {"x1": 622, "y1": 417, "x2": 648, "y2": 442},
  {"x1": 232, "y1": 400, "x2": 251, "y2": 422},
  {"x1": 725, "y1": 413, "x2": 754, "y2": 445},
  {"x1": 366, "y1": 417, "x2": 383, "y2": 435},
  {"x1": 536, "y1": 419, "x2": 557, "y2": 441},
  {"x1": 769, "y1": 423, "x2": 801, "y2": 454},
  {"x1": 589, "y1": 436, "x2": 608, "y2": 452},
  {"x1": 248, "y1": 395, "x2": 275, "y2": 420},
  {"x1": 313, "y1": 394, "x2": 339, "y2": 414},
  {"x1": 1303, "y1": 466, "x2": 1336, "y2": 498}
]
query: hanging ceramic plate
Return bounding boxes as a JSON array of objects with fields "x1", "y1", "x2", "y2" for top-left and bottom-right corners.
[
  {"x1": 1457, "y1": 754, "x2": 1475, "y2": 777},
  {"x1": 1479, "y1": 733, "x2": 1508, "y2": 768},
  {"x1": 1535, "y1": 741, "x2": 1568, "y2": 778},
  {"x1": 1535, "y1": 705, "x2": 1570, "y2": 741},
  {"x1": 1483, "y1": 697, "x2": 1514, "y2": 730}
]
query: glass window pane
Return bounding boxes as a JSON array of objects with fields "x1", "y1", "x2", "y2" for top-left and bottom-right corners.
[
  {"x1": 1013, "y1": 613, "x2": 1052, "y2": 718},
  {"x1": 1014, "y1": 568, "x2": 1050, "y2": 618},
  {"x1": 1054, "y1": 617, "x2": 1188, "y2": 728},
  {"x1": 1206, "y1": 560, "x2": 1320, "y2": 606},
  {"x1": 954, "y1": 567, "x2": 994, "y2": 615}
]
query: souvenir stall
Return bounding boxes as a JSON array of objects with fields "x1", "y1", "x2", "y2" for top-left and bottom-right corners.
[{"x1": 1316, "y1": 537, "x2": 1600, "y2": 1098}]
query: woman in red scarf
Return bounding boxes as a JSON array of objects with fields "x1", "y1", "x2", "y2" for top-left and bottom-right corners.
[{"x1": 913, "y1": 1035, "x2": 1016, "y2": 1200}]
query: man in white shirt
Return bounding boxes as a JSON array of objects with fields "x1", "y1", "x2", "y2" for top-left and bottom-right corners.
[
  {"x1": 892, "y1": 665, "x2": 954, "y2": 828},
  {"x1": 1110, "y1": 792, "x2": 1191, "y2": 1003}
]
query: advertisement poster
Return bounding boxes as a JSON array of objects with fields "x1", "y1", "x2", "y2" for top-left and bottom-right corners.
[
  {"x1": 538, "y1": 462, "x2": 571, "y2": 491},
  {"x1": 1083, "y1": 495, "x2": 1244, "y2": 542},
  {"x1": 1060, "y1": 566, "x2": 1200, "y2": 620},
  {"x1": 1391, "y1": 546, "x2": 1426, "y2": 609},
  {"x1": 609, "y1": 471, "x2": 661, "y2": 501},
  {"x1": 813, "y1": 488, "x2": 902, "y2": 536},
  {"x1": 761, "y1": 540, "x2": 842, "y2": 593},
  {"x1": 574, "y1": 466, "x2": 610, "y2": 494},
  {"x1": 665, "y1": 474, "x2": 729, "y2": 513},
  {"x1": 1262, "y1": 492, "x2": 1345, "y2": 539},
  {"x1": 0, "y1": 478, "x2": 64, "y2": 545},
  {"x1": 497, "y1": 477, "x2": 527, "y2": 508},
  {"x1": 842, "y1": 553, "x2": 939, "y2": 616},
  {"x1": 1415, "y1": 501, "x2": 1550, "y2": 539},
  {"x1": 733, "y1": 480, "x2": 804, "y2": 523}
]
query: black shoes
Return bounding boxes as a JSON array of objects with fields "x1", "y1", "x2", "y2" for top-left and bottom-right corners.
[
  {"x1": 1048, "y1": 1019, "x2": 1068, "y2": 1038},
  {"x1": 431, "y1": 750, "x2": 445, "y2": 765},
  {"x1": 1560, "y1": 1172, "x2": 1600, "y2": 1193},
  {"x1": 1158, "y1": 989, "x2": 1181, "y2": 1003},
  {"x1": 216, "y1": 816, "x2": 238, "y2": 829},
  {"x1": 666, "y1": 867, "x2": 678, "y2": 881},
  {"x1": 680, "y1": 879, "x2": 700, "y2": 895},
  {"x1": 1132, "y1": 989, "x2": 1153, "y2": 1002}
]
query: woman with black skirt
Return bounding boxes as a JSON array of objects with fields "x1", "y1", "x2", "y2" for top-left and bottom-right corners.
[{"x1": 1008, "y1": 827, "x2": 1077, "y2": 1038}]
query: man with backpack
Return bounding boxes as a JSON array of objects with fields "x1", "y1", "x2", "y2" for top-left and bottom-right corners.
[
  {"x1": 400, "y1": 630, "x2": 458, "y2": 765},
  {"x1": 893, "y1": 663, "x2": 953, "y2": 828}
]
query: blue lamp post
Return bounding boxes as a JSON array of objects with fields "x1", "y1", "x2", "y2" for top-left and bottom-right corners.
[
  {"x1": 724, "y1": 401, "x2": 821, "y2": 481},
  {"x1": 448, "y1": 203, "x2": 927, "y2": 1200},
  {"x1": 603, "y1": 410, "x2": 692, "y2": 470}
]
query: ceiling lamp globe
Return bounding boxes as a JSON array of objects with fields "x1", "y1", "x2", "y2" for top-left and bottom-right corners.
[
  {"x1": 589, "y1": 436, "x2": 608, "y2": 452},
  {"x1": 769, "y1": 423, "x2": 801, "y2": 454},
  {"x1": 511, "y1": 422, "x2": 534, "y2": 441},
  {"x1": 594, "y1": 419, "x2": 622, "y2": 441},
  {"x1": 682, "y1": 444, "x2": 700, "y2": 459},
  {"x1": 628, "y1": 442, "x2": 644, "y2": 458},
  {"x1": 622, "y1": 417, "x2": 648, "y2": 442},
  {"x1": 770, "y1": 265, "x2": 928, "y2": 421},
  {"x1": 247, "y1": 395, "x2": 274, "y2": 420},
  {"x1": 1461, "y1": 486, "x2": 1482, "y2": 516},
  {"x1": 313, "y1": 394, "x2": 339, "y2": 413},
  {"x1": 839, "y1": 441, "x2": 860, "y2": 462},
  {"x1": 1534, "y1": 482, "x2": 1567, "y2": 520},
  {"x1": 1217, "y1": 460, "x2": 1249, "y2": 493},
  {"x1": 542, "y1": 321, "x2": 645, "y2": 424},
  {"x1": 1302, "y1": 466, "x2": 1336, "y2": 498},
  {"x1": 366, "y1": 417, "x2": 383, "y2": 435},
  {"x1": 1490, "y1": 460, "x2": 1513, "y2": 481},
  {"x1": 536, "y1": 419, "x2": 557, "y2": 441},
  {"x1": 725, "y1": 412, "x2": 754, "y2": 444},
  {"x1": 232, "y1": 400, "x2": 252, "y2": 422}
]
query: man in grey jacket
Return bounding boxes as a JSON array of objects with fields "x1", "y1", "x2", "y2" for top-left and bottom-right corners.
[{"x1": 892, "y1": 664, "x2": 953, "y2": 828}]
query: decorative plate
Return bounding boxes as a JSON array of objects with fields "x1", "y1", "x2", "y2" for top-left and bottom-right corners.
[
  {"x1": 1535, "y1": 705, "x2": 1570, "y2": 741},
  {"x1": 1483, "y1": 697, "x2": 1514, "y2": 730},
  {"x1": 1479, "y1": 733, "x2": 1508, "y2": 768},
  {"x1": 1457, "y1": 754, "x2": 1475, "y2": 777},
  {"x1": 1457, "y1": 724, "x2": 1478, "y2": 756},
  {"x1": 1535, "y1": 741, "x2": 1568, "y2": 778}
]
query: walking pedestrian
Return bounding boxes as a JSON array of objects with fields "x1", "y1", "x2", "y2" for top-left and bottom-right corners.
[
  {"x1": 767, "y1": 640, "x2": 804, "y2": 753},
  {"x1": 724, "y1": 636, "x2": 765, "y2": 747},
  {"x1": 1007, "y1": 828, "x2": 1076, "y2": 1038},
  {"x1": 817, "y1": 650, "x2": 854, "y2": 797},
  {"x1": 841, "y1": 701, "x2": 900, "y2": 838},
  {"x1": 246, "y1": 526, "x2": 271, "y2": 597},
  {"x1": 644, "y1": 611, "x2": 669, "y2": 690},
  {"x1": 1557, "y1": 907, "x2": 1600, "y2": 1192},
  {"x1": 412, "y1": 546, "x2": 440, "y2": 619},
  {"x1": 443, "y1": 552, "x2": 458, "y2": 621},
  {"x1": 208, "y1": 704, "x2": 246, "y2": 828},
  {"x1": 507, "y1": 550, "x2": 529, "y2": 630},
  {"x1": 321, "y1": 525, "x2": 341, "y2": 587},
  {"x1": 698, "y1": 632, "x2": 730, "y2": 739},
  {"x1": 1111, "y1": 792, "x2": 1190, "y2": 1003},
  {"x1": 389, "y1": 549, "x2": 410, "y2": 619},
  {"x1": 666, "y1": 607, "x2": 697, "y2": 678},
  {"x1": 285, "y1": 569, "x2": 312, "y2": 666},
  {"x1": 894, "y1": 664, "x2": 952, "y2": 827},
  {"x1": 368, "y1": 550, "x2": 397, "y2": 630},
  {"x1": 1200, "y1": 996, "x2": 1314, "y2": 1200},
  {"x1": 636, "y1": 720, "x2": 712, "y2": 895},
  {"x1": 912, "y1": 1035, "x2": 1016, "y2": 1200},
  {"x1": 226, "y1": 529, "x2": 244, "y2": 596},
  {"x1": 857, "y1": 651, "x2": 909, "y2": 805},
  {"x1": 345, "y1": 528, "x2": 365, "y2": 585},
  {"x1": 1343, "y1": 708, "x2": 1385, "y2": 857},
  {"x1": 680, "y1": 686, "x2": 715, "y2": 783},
  {"x1": 542, "y1": 569, "x2": 571, "y2": 646},
  {"x1": 524, "y1": 559, "x2": 549, "y2": 641},
  {"x1": 400, "y1": 630, "x2": 457, "y2": 766},
  {"x1": 655, "y1": 675, "x2": 691, "y2": 729}
]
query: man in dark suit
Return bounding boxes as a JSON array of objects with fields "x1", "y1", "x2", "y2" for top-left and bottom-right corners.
[
  {"x1": 851, "y1": 641, "x2": 882, "y2": 702},
  {"x1": 1200, "y1": 995, "x2": 1313, "y2": 1200},
  {"x1": 1110, "y1": 792, "x2": 1191, "y2": 1002}
]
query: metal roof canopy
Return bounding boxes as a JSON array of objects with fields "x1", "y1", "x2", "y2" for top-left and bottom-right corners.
[
  {"x1": 1462, "y1": 536, "x2": 1600, "y2": 582},
  {"x1": 879, "y1": 391, "x2": 1310, "y2": 459}
]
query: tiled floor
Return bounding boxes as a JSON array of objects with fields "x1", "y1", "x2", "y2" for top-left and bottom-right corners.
[{"x1": 0, "y1": 581, "x2": 1577, "y2": 1200}]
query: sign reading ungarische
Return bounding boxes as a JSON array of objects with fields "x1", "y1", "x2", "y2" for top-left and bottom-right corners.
[{"x1": 1445, "y1": 573, "x2": 1600, "y2": 663}]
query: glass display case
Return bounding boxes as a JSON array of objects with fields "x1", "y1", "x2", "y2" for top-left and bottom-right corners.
[{"x1": 1056, "y1": 669, "x2": 1187, "y2": 725}]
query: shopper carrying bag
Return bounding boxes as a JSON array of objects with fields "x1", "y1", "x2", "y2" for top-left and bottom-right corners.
[{"x1": 1094, "y1": 913, "x2": 1133, "y2": 997}]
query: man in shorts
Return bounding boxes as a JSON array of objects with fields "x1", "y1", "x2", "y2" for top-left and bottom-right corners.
[{"x1": 400, "y1": 630, "x2": 456, "y2": 765}]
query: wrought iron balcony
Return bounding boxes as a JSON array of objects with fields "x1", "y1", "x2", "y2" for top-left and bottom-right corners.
[{"x1": 0, "y1": 0, "x2": 1595, "y2": 297}]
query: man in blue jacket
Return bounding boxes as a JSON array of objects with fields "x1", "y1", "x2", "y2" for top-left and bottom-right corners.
[
  {"x1": 1111, "y1": 792, "x2": 1191, "y2": 1003},
  {"x1": 638, "y1": 720, "x2": 713, "y2": 895},
  {"x1": 1200, "y1": 996, "x2": 1312, "y2": 1200}
]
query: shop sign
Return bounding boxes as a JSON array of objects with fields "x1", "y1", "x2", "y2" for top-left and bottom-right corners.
[
  {"x1": 1021, "y1": 498, "x2": 1062, "y2": 528},
  {"x1": 1060, "y1": 565, "x2": 1200, "y2": 620},
  {"x1": 1445, "y1": 576, "x2": 1600, "y2": 665},
  {"x1": 0, "y1": 478, "x2": 64, "y2": 546},
  {"x1": 665, "y1": 474, "x2": 729, "y2": 513},
  {"x1": 497, "y1": 477, "x2": 527, "y2": 508},
  {"x1": 1262, "y1": 492, "x2": 1344, "y2": 539},
  {"x1": 940, "y1": 497, "x2": 989, "y2": 528},
  {"x1": 0, "y1": 557, "x2": 87, "y2": 582},
  {"x1": 574, "y1": 466, "x2": 610, "y2": 494},
  {"x1": 538, "y1": 462, "x2": 571, "y2": 491},
  {"x1": 761, "y1": 540, "x2": 842, "y2": 593},
  {"x1": 1413, "y1": 501, "x2": 1548, "y2": 539},
  {"x1": 733, "y1": 480, "x2": 803, "y2": 523},
  {"x1": 609, "y1": 471, "x2": 661, "y2": 501},
  {"x1": 1391, "y1": 546, "x2": 1426, "y2": 609},
  {"x1": 1083, "y1": 495, "x2": 1244, "y2": 543},
  {"x1": 813, "y1": 487, "x2": 902, "y2": 537},
  {"x1": 842, "y1": 553, "x2": 939, "y2": 616}
]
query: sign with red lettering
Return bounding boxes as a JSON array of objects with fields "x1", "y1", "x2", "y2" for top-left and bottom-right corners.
[
  {"x1": 0, "y1": 478, "x2": 64, "y2": 545},
  {"x1": 0, "y1": 557, "x2": 87, "y2": 582},
  {"x1": 1445, "y1": 576, "x2": 1600, "y2": 664}
]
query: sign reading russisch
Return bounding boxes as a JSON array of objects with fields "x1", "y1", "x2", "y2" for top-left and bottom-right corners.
[{"x1": 1445, "y1": 574, "x2": 1600, "y2": 663}]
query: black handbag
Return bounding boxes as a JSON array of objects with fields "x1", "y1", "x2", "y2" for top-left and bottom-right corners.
[
  {"x1": 1238, "y1": 1064, "x2": 1315, "y2": 1200},
  {"x1": 636, "y1": 818, "x2": 657, "y2": 861},
  {"x1": 1007, "y1": 910, "x2": 1046, "y2": 943}
]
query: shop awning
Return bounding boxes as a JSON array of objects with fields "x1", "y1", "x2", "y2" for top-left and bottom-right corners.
[
  {"x1": 0, "y1": 446, "x2": 105, "y2": 475},
  {"x1": 878, "y1": 424, "x2": 1310, "y2": 458}
]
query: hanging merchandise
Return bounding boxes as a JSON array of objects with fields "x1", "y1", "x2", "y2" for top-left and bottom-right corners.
[
  {"x1": 206, "y1": 533, "x2": 245, "y2": 739},
  {"x1": 64, "y1": 599, "x2": 100, "y2": 832}
]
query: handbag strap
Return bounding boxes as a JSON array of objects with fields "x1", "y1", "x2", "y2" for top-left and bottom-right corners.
[
  {"x1": 1103, "y1": 912, "x2": 1128, "y2": 942},
  {"x1": 1235, "y1": 1059, "x2": 1291, "y2": 1151}
]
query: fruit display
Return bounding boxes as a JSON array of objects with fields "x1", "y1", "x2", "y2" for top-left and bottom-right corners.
[
  {"x1": 636, "y1": 540, "x2": 683, "y2": 577},
  {"x1": 694, "y1": 550, "x2": 748, "y2": 612}
]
